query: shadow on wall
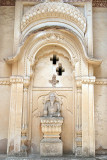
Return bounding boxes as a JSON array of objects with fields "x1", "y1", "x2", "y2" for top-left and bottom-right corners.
[{"x1": 0, "y1": 138, "x2": 7, "y2": 154}]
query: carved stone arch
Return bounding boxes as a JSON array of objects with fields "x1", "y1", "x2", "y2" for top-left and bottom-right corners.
[
  {"x1": 33, "y1": 46, "x2": 72, "y2": 66},
  {"x1": 23, "y1": 30, "x2": 84, "y2": 78},
  {"x1": 21, "y1": 2, "x2": 86, "y2": 33}
]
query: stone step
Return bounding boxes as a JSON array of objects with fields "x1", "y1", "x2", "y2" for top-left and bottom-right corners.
[{"x1": 0, "y1": 155, "x2": 107, "y2": 160}]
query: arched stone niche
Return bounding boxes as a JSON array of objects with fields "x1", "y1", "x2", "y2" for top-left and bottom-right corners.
[
  {"x1": 6, "y1": 1, "x2": 101, "y2": 157},
  {"x1": 31, "y1": 43, "x2": 75, "y2": 154}
]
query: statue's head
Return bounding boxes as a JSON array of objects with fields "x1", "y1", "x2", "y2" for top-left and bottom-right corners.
[{"x1": 49, "y1": 92, "x2": 56, "y2": 102}]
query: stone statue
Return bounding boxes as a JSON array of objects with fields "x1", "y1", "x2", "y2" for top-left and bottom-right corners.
[{"x1": 43, "y1": 92, "x2": 61, "y2": 117}]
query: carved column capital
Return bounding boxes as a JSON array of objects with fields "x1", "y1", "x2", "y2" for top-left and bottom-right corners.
[
  {"x1": 75, "y1": 77, "x2": 82, "y2": 88},
  {"x1": 23, "y1": 76, "x2": 30, "y2": 88}
]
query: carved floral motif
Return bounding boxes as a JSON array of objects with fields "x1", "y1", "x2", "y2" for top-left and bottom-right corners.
[
  {"x1": 21, "y1": 2, "x2": 86, "y2": 33},
  {"x1": 49, "y1": 74, "x2": 59, "y2": 87}
]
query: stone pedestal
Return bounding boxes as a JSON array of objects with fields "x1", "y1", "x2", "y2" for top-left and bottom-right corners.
[{"x1": 40, "y1": 117, "x2": 63, "y2": 156}]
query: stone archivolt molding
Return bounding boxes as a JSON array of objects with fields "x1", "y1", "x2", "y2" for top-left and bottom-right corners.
[
  {"x1": 21, "y1": 2, "x2": 86, "y2": 33},
  {"x1": 5, "y1": 29, "x2": 102, "y2": 78},
  {"x1": 26, "y1": 31, "x2": 81, "y2": 65}
]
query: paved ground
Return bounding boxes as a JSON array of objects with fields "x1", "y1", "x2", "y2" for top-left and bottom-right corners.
[{"x1": 0, "y1": 154, "x2": 107, "y2": 160}]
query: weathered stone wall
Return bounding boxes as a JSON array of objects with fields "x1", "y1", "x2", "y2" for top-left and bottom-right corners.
[
  {"x1": 93, "y1": 8, "x2": 107, "y2": 78},
  {"x1": 0, "y1": 7, "x2": 14, "y2": 153},
  {"x1": 0, "y1": 3, "x2": 107, "y2": 155},
  {"x1": 0, "y1": 6, "x2": 14, "y2": 76},
  {"x1": 0, "y1": 85, "x2": 11, "y2": 153},
  {"x1": 94, "y1": 85, "x2": 107, "y2": 154},
  {"x1": 93, "y1": 8, "x2": 107, "y2": 153}
]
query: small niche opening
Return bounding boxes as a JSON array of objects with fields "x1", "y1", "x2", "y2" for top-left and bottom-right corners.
[
  {"x1": 56, "y1": 63, "x2": 65, "y2": 76},
  {"x1": 50, "y1": 55, "x2": 59, "y2": 65}
]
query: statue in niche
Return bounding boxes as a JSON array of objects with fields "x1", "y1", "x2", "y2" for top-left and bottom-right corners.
[{"x1": 43, "y1": 92, "x2": 61, "y2": 117}]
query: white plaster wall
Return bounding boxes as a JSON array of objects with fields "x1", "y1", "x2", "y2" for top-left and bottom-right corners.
[{"x1": 93, "y1": 8, "x2": 107, "y2": 78}]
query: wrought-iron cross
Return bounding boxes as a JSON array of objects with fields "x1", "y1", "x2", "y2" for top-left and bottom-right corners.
[
  {"x1": 56, "y1": 63, "x2": 65, "y2": 76},
  {"x1": 49, "y1": 74, "x2": 59, "y2": 87},
  {"x1": 50, "y1": 55, "x2": 59, "y2": 65}
]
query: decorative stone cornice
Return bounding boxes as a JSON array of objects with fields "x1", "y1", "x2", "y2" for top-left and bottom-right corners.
[
  {"x1": 10, "y1": 76, "x2": 23, "y2": 84},
  {"x1": 1, "y1": 77, "x2": 106, "y2": 85},
  {"x1": 95, "y1": 78, "x2": 107, "y2": 85},
  {"x1": 21, "y1": 2, "x2": 86, "y2": 33},
  {"x1": 75, "y1": 76, "x2": 96, "y2": 85},
  {"x1": 82, "y1": 76, "x2": 96, "y2": 84},
  {"x1": 76, "y1": 77, "x2": 107, "y2": 85},
  {"x1": 0, "y1": 78, "x2": 10, "y2": 85}
]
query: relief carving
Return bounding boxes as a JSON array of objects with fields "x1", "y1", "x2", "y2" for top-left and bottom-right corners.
[
  {"x1": 49, "y1": 74, "x2": 59, "y2": 87},
  {"x1": 43, "y1": 92, "x2": 61, "y2": 117}
]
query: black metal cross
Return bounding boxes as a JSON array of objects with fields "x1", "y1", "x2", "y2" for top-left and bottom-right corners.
[
  {"x1": 50, "y1": 55, "x2": 59, "y2": 65},
  {"x1": 56, "y1": 63, "x2": 65, "y2": 76}
]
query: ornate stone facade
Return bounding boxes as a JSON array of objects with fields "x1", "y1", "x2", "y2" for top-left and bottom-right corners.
[{"x1": 0, "y1": 0, "x2": 107, "y2": 158}]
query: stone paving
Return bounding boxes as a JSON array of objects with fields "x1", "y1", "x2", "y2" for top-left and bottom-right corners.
[{"x1": 0, "y1": 154, "x2": 107, "y2": 160}]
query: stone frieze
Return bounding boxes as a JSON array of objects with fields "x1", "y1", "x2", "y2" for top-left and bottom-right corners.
[{"x1": 0, "y1": 0, "x2": 107, "y2": 8}]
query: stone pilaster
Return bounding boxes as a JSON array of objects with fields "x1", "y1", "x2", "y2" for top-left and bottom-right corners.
[
  {"x1": 75, "y1": 80, "x2": 82, "y2": 156},
  {"x1": 21, "y1": 77, "x2": 30, "y2": 156},
  {"x1": 88, "y1": 82, "x2": 95, "y2": 157},
  {"x1": 82, "y1": 76, "x2": 95, "y2": 157},
  {"x1": 7, "y1": 76, "x2": 23, "y2": 156}
]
